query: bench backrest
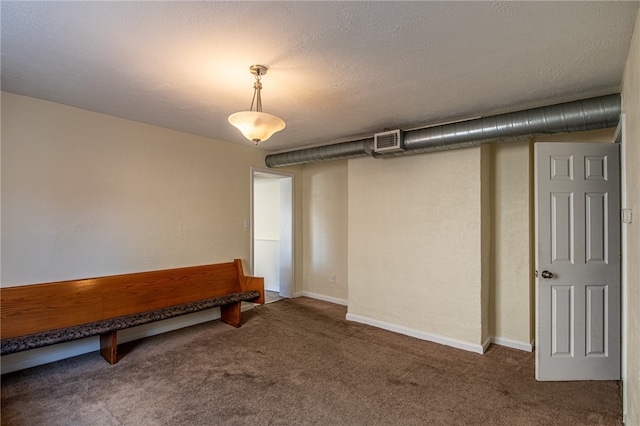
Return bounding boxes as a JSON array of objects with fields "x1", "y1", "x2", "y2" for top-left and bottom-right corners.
[{"x1": 1, "y1": 260, "x2": 257, "y2": 340}]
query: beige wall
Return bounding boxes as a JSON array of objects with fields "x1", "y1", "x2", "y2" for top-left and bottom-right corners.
[
  {"x1": 347, "y1": 149, "x2": 486, "y2": 350},
  {"x1": 490, "y1": 140, "x2": 533, "y2": 347},
  {"x1": 621, "y1": 9, "x2": 640, "y2": 425},
  {"x1": 1, "y1": 92, "x2": 268, "y2": 285},
  {"x1": 302, "y1": 142, "x2": 533, "y2": 352},
  {"x1": 302, "y1": 160, "x2": 348, "y2": 302},
  {"x1": 480, "y1": 145, "x2": 492, "y2": 346},
  {"x1": 301, "y1": 128, "x2": 617, "y2": 355}
]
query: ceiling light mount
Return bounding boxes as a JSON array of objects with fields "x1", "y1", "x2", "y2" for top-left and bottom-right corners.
[
  {"x1": 249, "y1": 64, "x2": 267, "y2": 77},
  {"x1": 228, "y1": 65, "x2": 285, "y2": 145}
]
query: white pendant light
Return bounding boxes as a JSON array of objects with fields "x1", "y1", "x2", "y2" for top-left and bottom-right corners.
[{"x1": 228, "y1": 65, "x2": 285, "y2": 145}]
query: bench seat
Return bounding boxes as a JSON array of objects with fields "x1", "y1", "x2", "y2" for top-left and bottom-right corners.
[
  {"x1": 0, "y1": 291, "x2": 260, "y2": 356},
  {"x1": 1, "y1": 259, "x2": 264, "y2": 364}
]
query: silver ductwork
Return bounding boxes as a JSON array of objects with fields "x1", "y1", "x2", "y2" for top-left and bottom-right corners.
[
  {"x1": 265, "y1": 138, "x2": 372, "y2": 168},
  {"x1": 265, "y1": 94, "x2": 621, "y2": 167}
]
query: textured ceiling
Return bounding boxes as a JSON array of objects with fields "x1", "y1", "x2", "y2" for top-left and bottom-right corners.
[{"x1": 1, "y1": 1, "x2": 638, "y2": 152}]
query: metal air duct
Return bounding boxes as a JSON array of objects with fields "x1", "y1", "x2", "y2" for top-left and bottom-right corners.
[
  {"x1": 265, "y1": 138, "x2": 372, "y2": 168},
  {"x1": 265, "y1": 94, "x2": 621, "y2": 167}
]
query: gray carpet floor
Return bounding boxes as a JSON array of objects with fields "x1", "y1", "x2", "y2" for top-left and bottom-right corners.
[{"x1": 1, "y1": 297, "x2": 622, "y2": 425}]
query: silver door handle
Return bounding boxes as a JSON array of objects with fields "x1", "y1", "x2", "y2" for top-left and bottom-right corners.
[{"x1": 541, "y1": 270, "x2": 554, "y2": 279}]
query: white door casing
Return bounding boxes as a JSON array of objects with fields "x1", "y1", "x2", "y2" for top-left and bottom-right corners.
[
  {"x1": 251, "y1": 168, "x2": 294, "y2": 298},
  {"x1": 535, "y1": 142, "x2": 620, "y2": 381}
]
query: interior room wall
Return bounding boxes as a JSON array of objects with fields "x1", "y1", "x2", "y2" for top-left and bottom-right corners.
[
  {"x1": 1, "y1": 92, "x2": 268, "y2": 285},
  {"x1": 293, "y1": 168, "x2": 304, "y2": 296},
  {"x1": 347, "y1": 148, "x2": 486, "y2": 352},
  {"x1": 621, "y1": 9, "x2": 639, "y2": 425},
  {"x1": 301, "y1": 160, "x2": 348, "y2": 304},
  {"x1": 253, "y1": 176, "x2": 281, "y2": 292},
  {"x1": 490, "y1": 140, "x2": 533, "y2": 349},
  {"x1": 480, "y1": 144, "x2": 492, "y2": 347},
  {"x1": 0, "y1": 92, "x2": 272, "y2": 372}
]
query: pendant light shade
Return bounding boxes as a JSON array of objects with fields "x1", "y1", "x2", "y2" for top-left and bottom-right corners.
[
  {"x1": 228, "y1": 65, "x2": 285, "y2": 145},
  {"x1": 228, "y1": 111, "x2": 286, "y2": 143}
]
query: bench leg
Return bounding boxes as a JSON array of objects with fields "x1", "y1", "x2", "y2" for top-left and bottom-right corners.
[
  {"x1": 220, "y1": 302, "x2": 242, "y2": 327},
  {"x1": 100, "y1": 331, "x2": 118, "y2": 364}
]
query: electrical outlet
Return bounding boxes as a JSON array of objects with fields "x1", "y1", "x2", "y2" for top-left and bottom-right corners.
[{"x1": 330, "y1": 273, "x2": 336, "y2": 283}]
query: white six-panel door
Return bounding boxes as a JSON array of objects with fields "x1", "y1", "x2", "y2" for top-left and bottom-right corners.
[{"x1": 535, "y1": 142, "x2": 620, "y2": 381}]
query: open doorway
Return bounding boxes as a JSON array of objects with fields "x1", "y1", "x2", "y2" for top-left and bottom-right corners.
[{"x1": 251, "y1": 168, "x2": 293, "y2": 302}]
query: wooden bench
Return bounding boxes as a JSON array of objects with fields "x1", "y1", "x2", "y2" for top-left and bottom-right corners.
[{"x1": 0, "y1": 259, "x2": 264, "y2": 364}]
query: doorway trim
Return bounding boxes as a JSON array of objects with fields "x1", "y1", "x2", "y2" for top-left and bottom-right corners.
[
  {"x1": 250, "y1": 167, "x2": 294, "y2": 297},
  {"x1": 616, "y1": 113, "x2": 628, "y2": 422}
]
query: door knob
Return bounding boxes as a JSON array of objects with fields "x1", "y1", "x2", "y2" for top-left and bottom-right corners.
[{"x1": 541, "y1": 270, "x2": 554, "y2": 279}]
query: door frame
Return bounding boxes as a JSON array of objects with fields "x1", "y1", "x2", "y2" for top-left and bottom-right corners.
[
  {"x1": 250, "y1": 167, "x2": 294, "y2": 297},
  {"x1": 615, "y1": 114, "x2": 628, "y2": 420}
]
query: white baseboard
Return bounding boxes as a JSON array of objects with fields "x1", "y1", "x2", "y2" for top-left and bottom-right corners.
[
  {"x1": 0, "y1": 303, "x2": 254, "y2": 375},
  {"x1": 345, "y1": 313, "x2": 486, "y2": 354},
  {"x1": 1, "y1": 338, "x2": 101, "y2": 375},
  {"x1": 490, "y1": 336, "x2": 534, "y2": 352},
  {"x1": 301, "y1": 291, "x2": 348, "y2": 306}
]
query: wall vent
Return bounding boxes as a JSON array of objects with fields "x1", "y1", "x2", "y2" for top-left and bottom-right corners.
[{"x1": 374, "y1": 130, "x2": 404, "y2": 153}]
